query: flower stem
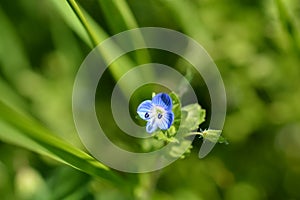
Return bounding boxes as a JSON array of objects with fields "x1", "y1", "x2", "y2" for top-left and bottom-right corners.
[{"x1": 135, "y1": 171, "x2": 161, "y2": 200}]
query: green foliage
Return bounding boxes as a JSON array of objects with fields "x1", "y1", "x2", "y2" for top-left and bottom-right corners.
[
  {"x1": 0, "y1": 0, "x2": 299, "y2": 199},
  {"x1": 0, "y1": 100, "x2": 124, "y2": 184},
  {"x1": 199, "y1": 129, "x2": 228, "y2": 144},
  {"x1": 181, "y1": 104, "x2": 206, "y2": 131},
  {"x1": 150, "y1": 92, "x2": 216, "y2": 159}
]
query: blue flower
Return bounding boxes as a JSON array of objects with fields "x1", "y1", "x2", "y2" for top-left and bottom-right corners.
[{"x1": 137, "y1": 93, "x2": 174, "y2": 133}]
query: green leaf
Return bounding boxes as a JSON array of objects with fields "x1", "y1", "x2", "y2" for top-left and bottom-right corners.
[
  {"x1": 49, "y1": 0, "x2": 93, "y2": 47},
  {"x1": 169, "y1": 92, "x2": 182, "y2": 133},
  {"x1": 200, "y1": 129, "x2": 223, "y2": 144},
  {"x1": 0, "y1": 99, "x2": 124, "y2": 185},
  {"x1": 169, "y1": 140, "x2": 193, "y2": 159},
  {"x1": 181, "y1": 103, "x2": 206, "y2": 130},
  {"x1": 49, "y1": 0, "x2": 153, "y2": 100},
  {"x1": 154, "y1": 131, "x2": 179, "y2": 143},
  {"x1": 217, "y1": 135, "x2": 229, "y2": 145}
]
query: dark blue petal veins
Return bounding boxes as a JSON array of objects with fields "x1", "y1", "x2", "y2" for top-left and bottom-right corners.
[
  {"x1": 157, "y1": 111, "x2": 174, "y2": 130},
  {"x1": 137, "y1": 93, "x2": 174, "y2": 133},
  {"x1": 166, "y1": 111, "x2": 174, "y2": 128},
  {"x1": 137, "y1": 100, "x2": 153, "y2": 120},
  {"x1": 146, "y1": 119, "x2": 158, "y2": 133},
  {"x1": 152, "y1": 93, "x2": 173, "y2": 111}
]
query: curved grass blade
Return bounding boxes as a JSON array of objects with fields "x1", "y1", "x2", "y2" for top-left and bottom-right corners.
[
  {"x1": 48, "y1": 0, "x2": 93, "y2": 47},
  {"x1": 66, "y1": 0, "x2": 101, "y2": 47},
  {"x1": 0, "y1": 99, "x2": 124, "y2": 185},
  {"x1": 49, "y1": 0, "x2": 148, "y2": 99}
]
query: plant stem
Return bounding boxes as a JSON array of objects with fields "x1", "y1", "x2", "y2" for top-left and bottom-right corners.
[{"x1": 135, "y1": 171, "x2": 161, "y2": 200}]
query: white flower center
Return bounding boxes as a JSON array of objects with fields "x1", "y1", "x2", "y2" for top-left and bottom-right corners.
[{"x1": 154, "y1": 106, "x2": 165, "y2": 119}]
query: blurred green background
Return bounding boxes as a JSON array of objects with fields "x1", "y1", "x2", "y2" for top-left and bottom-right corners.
[{"x1": 0, "y1": 0, "x2": 300, "y2": 199}]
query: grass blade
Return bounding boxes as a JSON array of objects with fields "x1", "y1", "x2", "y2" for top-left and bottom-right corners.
[
  {"x1": 48, "y1": 0, "x2": 93, "y2": 47},
  {"x1": 49, "y1": 0, "x2": 147, "y2": 98},
  {"x1": 0, "y1": 99, "x2": 124, "y2": 184},
  {"x1": 66, "y1": 0, "x2": 100, "y2": 47}
]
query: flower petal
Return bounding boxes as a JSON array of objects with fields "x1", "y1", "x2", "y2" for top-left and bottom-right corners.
[
  {"x1": 157, "y1": 111, "x2": 174, "y2": 130},
  {"x1": 137, "y1": 100, "x2": 153, "y2": 120},
  {"x1": 146, "y1": 119, "x2": 158, "y2": 133},
  {"x1": 152, "y1": 93, "x2": 173, "y2": 111}
]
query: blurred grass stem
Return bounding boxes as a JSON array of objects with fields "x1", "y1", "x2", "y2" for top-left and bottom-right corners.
[{"x1": 66, "y1": 0, "x2": 100, "y2": 47}]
